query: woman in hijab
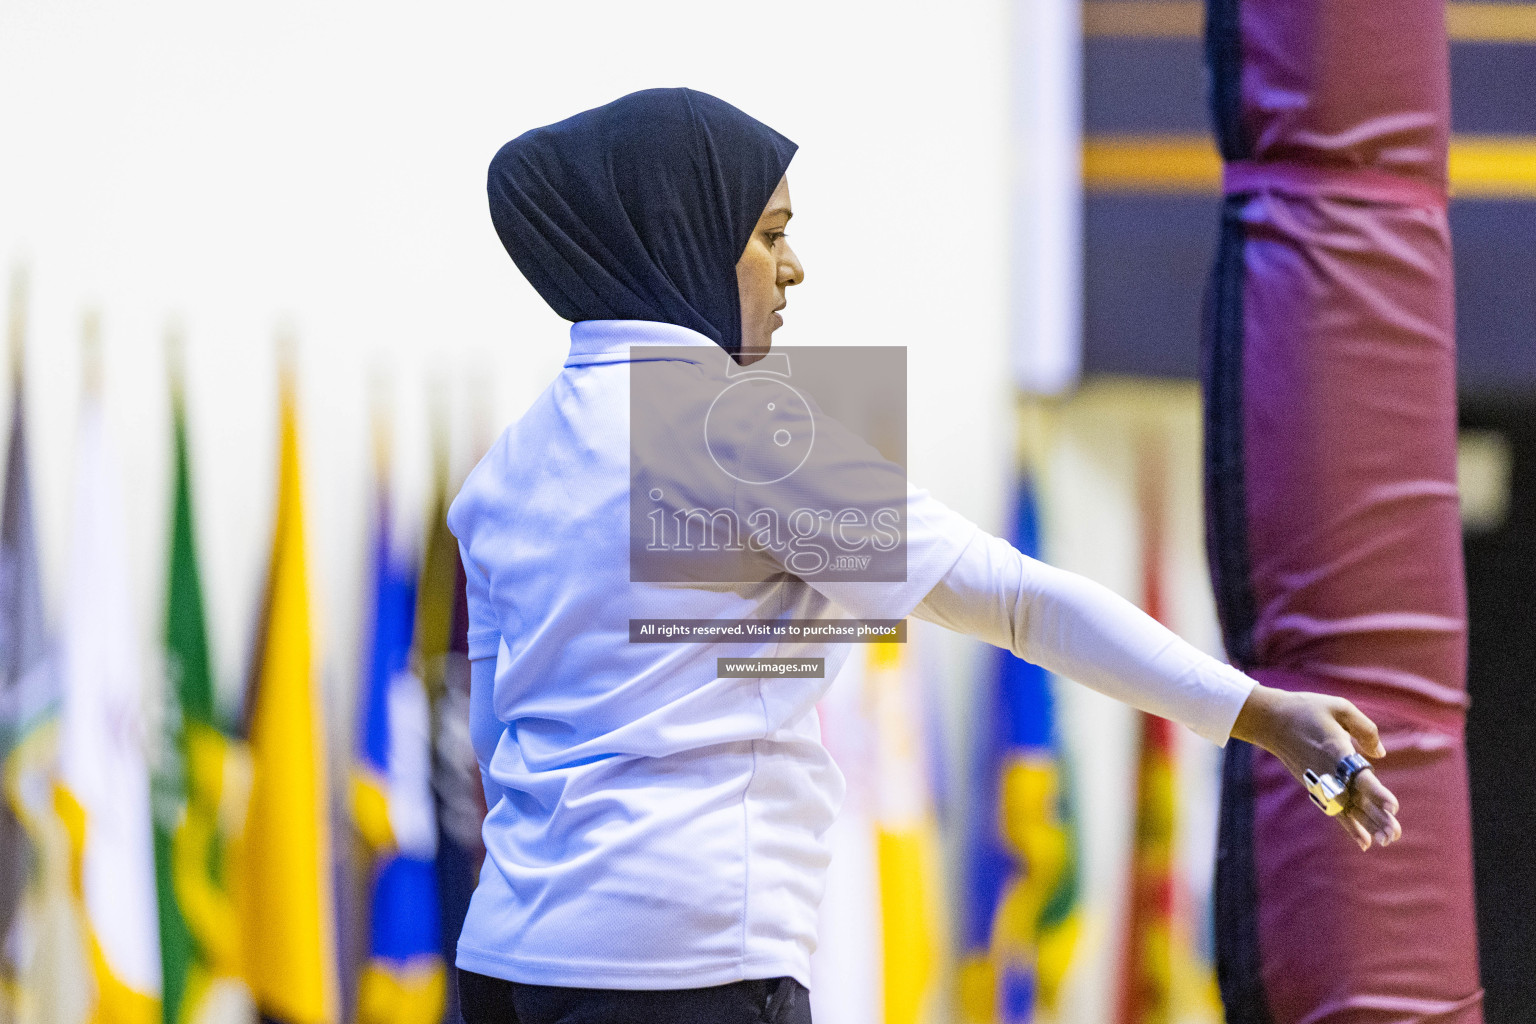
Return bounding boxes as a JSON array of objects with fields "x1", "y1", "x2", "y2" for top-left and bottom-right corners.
[{"x1": 449, "y1": 88, "x2": 1401, "y2": 1024}]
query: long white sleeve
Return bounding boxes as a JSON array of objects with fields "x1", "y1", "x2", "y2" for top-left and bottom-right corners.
[{"x1": 912, "y1": 529, "x2": 1256, "y2": 747}]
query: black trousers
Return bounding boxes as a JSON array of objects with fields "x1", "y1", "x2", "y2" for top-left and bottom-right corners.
[{"x1": 457, "y1": 968, "x2": 812, "y2": 1024}]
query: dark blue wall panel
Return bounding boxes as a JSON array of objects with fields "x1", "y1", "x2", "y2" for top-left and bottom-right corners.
[
  {"x1": 1452, "y1": 45, "x2": 1536, "y2": 133},
  {"x1": 1081, "y1": 23, "x2": 1536, "y2": 395},
  {"x1": 1083, "y1": 194, "x2": 1218, "y2": 379},
  {"x1": 1084, "y1": 37, "x2": 1536, "y2": 137},
  {"x1": 1084, "y1": 38, "x2": 1209, "y2": 134},
  {"x1": 1452, "y1": 200, "x2": 1536, "y2": 394},
  {"x1": 1082, "y1": 196, "x2": 1536, "y2": 394}
]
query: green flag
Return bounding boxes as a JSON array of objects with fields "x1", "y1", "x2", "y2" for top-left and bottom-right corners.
[{"x1": 152, "y1": 385, "x2": 251, "y2": 1024}]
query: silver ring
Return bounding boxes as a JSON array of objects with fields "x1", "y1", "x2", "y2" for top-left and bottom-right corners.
[
  {"x1": 1335, "y1": 753, "x2": 1373, "y2": 792},
  {"x1": 1303, "y1": 754, "x2": 1373, "y2": 817}
]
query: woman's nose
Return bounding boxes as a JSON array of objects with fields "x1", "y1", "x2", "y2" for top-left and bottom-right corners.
[{"x1": 779, "y1": 245, "x2": 805, "y2": 287}]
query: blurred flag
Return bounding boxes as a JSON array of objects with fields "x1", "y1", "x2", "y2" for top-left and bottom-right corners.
[
  {"x1": 412, "y1": 427, "x2": 485, "y2": 1024},
  {"x1": 958, "y1": 473, "x2": 1081, "y2": 1024},
  {"x1": 234, "y1": 374, "x2": 338, "y2": 1024},
  {"x1": 0, "y1": 353, "x2": 45, "y2": 1019},
  {"x1": 1117, "y1": 440, "x2": 1220, "y2": 1024},
  {"x1": 2, "y1": 317, "x2": 90, "y2": 1024},
  {"x1": 810, "y1": 634, "x2": 947, "y2": 1024},
  {"x1": 867, "y1": 638, "x2": 947, "y2": 1024},
  {"x1": 352, "y1": 477, "x2": 444, "y2": 1024},
  {"x1": 152, "y1": 372, "x2": 252, "y2": 1024},
  {"x1": 54, "y1": 373, "x2": 161, "y2": 1023},
  {"x1": 1117, "y1": 708, "x2": 1177, "y2": 1024},
  {"x1": 809, "y1": 651, "x2": 880, "y2": 1024}
]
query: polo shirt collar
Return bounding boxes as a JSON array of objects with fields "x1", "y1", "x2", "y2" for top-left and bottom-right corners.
[{"x1": 565, "y1": 320, "x2": 720, "y2": 368}]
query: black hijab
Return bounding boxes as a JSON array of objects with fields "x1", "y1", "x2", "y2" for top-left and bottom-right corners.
[{"x1": 487, "y1": 88, "x2": 797, "y2": 355}]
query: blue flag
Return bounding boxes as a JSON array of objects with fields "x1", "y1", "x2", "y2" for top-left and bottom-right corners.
[
  {"x1": 958, "y1": 474, "x2": 1081, "y2": 1024},
  {"x1": 352, "y1": 491, "x2": 445, "y2": 1024}
]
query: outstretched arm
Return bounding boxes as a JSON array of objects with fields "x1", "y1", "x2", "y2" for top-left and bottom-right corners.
[{"x1": 911, "y1": 529, "x2": 1402, "y2": 851}]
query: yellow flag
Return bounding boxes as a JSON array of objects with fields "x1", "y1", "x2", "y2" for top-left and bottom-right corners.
[
  {"x1": 234, "y1": 375, "x2": 338, "y2": 1024},
  {"x1": 868, "y1": 639, "x2": 944, "y2": 1024}
]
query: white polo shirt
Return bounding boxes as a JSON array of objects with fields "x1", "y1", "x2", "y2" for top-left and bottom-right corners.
[
  {"x1": 448, "y1": 320, "x2": 977, "y2": 990},
  {"x1": 449, "y1": 319, "x2": 1257, "y2": 991}
]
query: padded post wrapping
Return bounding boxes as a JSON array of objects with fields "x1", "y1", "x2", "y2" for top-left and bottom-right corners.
[{"x1": 1201, "y1": 0, "x2": 1484, "y2": 1021}]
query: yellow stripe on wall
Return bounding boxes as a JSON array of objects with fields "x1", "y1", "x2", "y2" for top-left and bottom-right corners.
[
  {"x1": 1083, "y1": 135, "x2": 1536, "y2": 199},
  {"x1": 1083, "y1": 2, "x2": 1202, "y2": 39},
  {"x1": 1446, "y1": 2, "x2": 1536, "y2": 42},
  {"x1": 1450, "y1": 136, "x2": 1536, "y2": 196},
  {"x1": 1083, "y1": 1, "x2": 1536, "y2": 43},
  {"x1": 1083, "y1": 136, "x2": 1222, "y2": 193}
]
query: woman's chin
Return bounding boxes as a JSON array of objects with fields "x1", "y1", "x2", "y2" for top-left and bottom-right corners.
[{"x1": 738, "y1": 334, "x2": 772, "y2": 364}]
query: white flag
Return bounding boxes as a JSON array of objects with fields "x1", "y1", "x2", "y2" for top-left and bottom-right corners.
[{"x1": 57, "y1": 397, "x2": 162, "y2": 1019}]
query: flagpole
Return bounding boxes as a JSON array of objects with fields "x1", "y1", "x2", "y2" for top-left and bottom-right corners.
[
  {"x1": 7, "y1": 267, "x2": 26, "y2": 386},
  {"x1": 165, "y1": 317, "x2": 186, "y2": 408},
  {"x1": 468, "y1": 360, "x2": 493, "y2": 461},
  {"x1": 81, "y1": 307, "x2": 103, "y2": 399},
  {"x1": 369, "y1": 366, "x2": 391, "y2": 489},
  {"x1": 428, "y1": 372, "x2": 449, "y2": 502},
  {"x1": 275, "y1": 320, "x2": 298, "y2": 410}
]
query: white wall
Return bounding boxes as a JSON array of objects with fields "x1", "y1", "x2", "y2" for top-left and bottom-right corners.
[{"x1": 0, "y1": 0, "x2": 1014, "y2": 721}]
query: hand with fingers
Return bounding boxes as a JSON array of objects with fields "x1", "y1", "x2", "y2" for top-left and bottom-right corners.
[{"x1": 1230, "y1": 684, "x2": 1403, "y2": 851}]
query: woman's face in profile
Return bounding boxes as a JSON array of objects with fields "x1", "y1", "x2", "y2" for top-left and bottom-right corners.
[{"x1": 735, "y1": 175, "x2": 804, "y2": 363}]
